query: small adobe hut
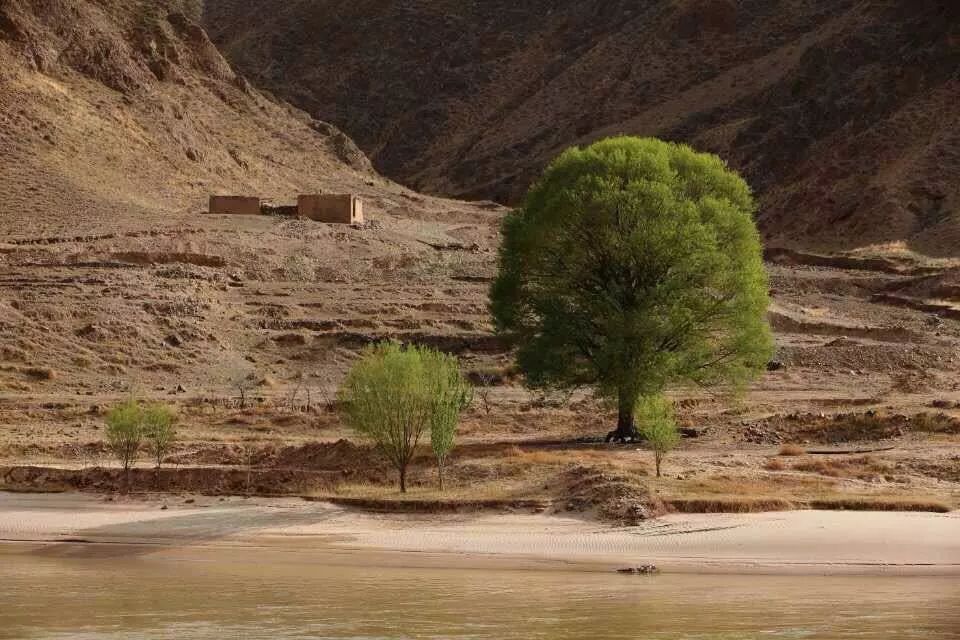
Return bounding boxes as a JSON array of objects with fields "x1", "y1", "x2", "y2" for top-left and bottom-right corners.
[
  {"x1": 208, "y1": 195, "x2": 261, "y2": 215},
  {"x1": 297, "y1": 194, "x2": 364, "y2": 224}
]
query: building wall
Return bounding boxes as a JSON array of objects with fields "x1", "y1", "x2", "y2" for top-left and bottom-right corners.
[
  {"x1": 297, "y1": 194, "x2": 364, "y2": 224},
  {"x1": 208, "y1": 195, "x2": 262, "y2": 215}
]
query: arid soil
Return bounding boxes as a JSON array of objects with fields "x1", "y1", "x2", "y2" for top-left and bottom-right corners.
[
  {"x1": 3, "y1": 232, "x2": 960, "y2": 521},
  {"x1": 0, "y1": 0, "x2": 482, "y2": 235},
  {"x1": 1, "y1": 493, "x2": 958, "y2": 575},
  {"x1": 204, "y1": 0, "x2": 960, "y2": 255},
  {"x1": 1, "y1": 0, "x2": 958, "y2": 524}
]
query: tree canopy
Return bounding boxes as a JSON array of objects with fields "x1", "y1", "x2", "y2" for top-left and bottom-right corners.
[
  {"x1": 338, "y1": 342, "x2": 470, "y2": 492},
  {"x1": 490, "y1": 136, "x2": 773, "y2": 440}
]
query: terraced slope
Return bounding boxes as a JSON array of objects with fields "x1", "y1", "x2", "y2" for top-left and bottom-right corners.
[{"x1": 0, "y1": 0, "x2": 501, "y2": 404}]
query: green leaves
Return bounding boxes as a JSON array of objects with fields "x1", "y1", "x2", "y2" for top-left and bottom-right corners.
[
  {"x1": 637, "y1": 395, "x2": 681, "y2": 477},
  {"x1": 491, "y1": 136, "x2": 773, "y2": 434},
  {"x1": 104, "y1": 399, "x2": 144, "y2": 469},
  {"x1": 637, "y1": 396, "x2": 680, "y2": 450},
  {"x1": 338, "y1": 343, "x2": 470, "y2": 492},
  {"x1": 104, "y1": 399, "x2": 177, "y2": 473},
  {"x1": 143, "y1": 403, "x2": 177, "y2": 469}
]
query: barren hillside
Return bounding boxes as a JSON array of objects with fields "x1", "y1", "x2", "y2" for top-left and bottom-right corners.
[
  {"x1": 205, "y1": 0, "x2": 960, "y2": 255},
  {"x1": 0, "y1": 0, "x2": 500, "y2": 405},
  {"x1": 0, "y1": 0, "x2": 489, "y2": 238}
]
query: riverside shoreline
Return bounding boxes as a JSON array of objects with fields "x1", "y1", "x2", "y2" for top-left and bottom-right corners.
[{"x1": 1, "y1": 492, "x2": 958, "y2": 576}]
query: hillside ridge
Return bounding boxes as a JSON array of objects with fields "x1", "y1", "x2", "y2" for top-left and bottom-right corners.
[
  {"x1": 204, "y1": 0, "x2": 960, "y2": 255},
  {"x1": 0, "y1": 0, "x2": 455, "y2": 239}
]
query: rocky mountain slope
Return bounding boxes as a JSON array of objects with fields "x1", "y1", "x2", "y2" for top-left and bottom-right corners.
[
  {"x1": 204, "y1": 0, "x2": 960, "y2": 255},
  {"x1": 0, "y1": 0, "x2": 499, "y2": 404},
  {"x1": 0, "y1": 0, "x2": 478, "y2": 240}
]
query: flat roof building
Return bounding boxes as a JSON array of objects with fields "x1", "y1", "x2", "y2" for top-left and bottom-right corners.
[
  {"x1": 208, "y1": 195, "x2": 261, "y2": 216},
  {"x1": 297, "y1": 194, "x2": 364, "y2": 225}
]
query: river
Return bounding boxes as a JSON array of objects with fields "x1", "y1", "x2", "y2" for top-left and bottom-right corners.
[{"x1": 1, "y1": 549, "x2": 958, "y2": 639}]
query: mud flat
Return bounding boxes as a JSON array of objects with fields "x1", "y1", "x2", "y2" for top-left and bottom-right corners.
[{"x1": 1, "y1": 492, "x2": 957, "y2": 576}]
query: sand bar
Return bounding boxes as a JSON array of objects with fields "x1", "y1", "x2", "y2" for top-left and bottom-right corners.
[{"x1": 1, "y1": 492, "x2": 957, "y2": 575}]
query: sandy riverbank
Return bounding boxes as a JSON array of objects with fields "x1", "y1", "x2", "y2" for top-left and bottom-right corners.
[{"x1": 1, "y1": 492, "x2": 957, "y2": 575}]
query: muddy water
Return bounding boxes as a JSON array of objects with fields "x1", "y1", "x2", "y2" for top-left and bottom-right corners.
[{"x1": 1, "y1": 552, "x2": 958, "y2": 639}]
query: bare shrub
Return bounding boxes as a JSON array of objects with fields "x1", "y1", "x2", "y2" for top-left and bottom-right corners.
[
  {"x1": 778, "y1": 444, "x2": 806, "y2": 456},
  {"x1": 764, "y1": 458, "x2": 786, "y2": 471}
]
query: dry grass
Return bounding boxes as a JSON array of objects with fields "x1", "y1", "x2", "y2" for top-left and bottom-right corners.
[
  {"x1": 910, "y1": 412, "x2": 960, "y2": 435},
  {"x1": 21, "y1": 366, "x2": 56, "y2": 380},
  {"x1": 778, "y1": 444, "x2": 806, "y2": 456},
  {"x1": 809, "y1": 496, "x2": 952, "y2": 513},
  {"x1": 763, "y1": 458, "x2": 787, "y2": 471},
  {"x1": 848, "y1": 242, "x2": 960, "y2": 269},
  {"x1": 325, "y1": 473, "x2": 550, "y2": 503},
  {"x1": 664, "y1": 473, "x2": 952, "y2": 514},
  {"x1": 674, "y1": 474, "x2": 834, "y2": 496},
  {"x1": 660, "y1": 475, "x2": 810, "y2": 514},
  {"x1": 502, "y1": 446, "x2": 627, "y2": 467},
  {"x1": 791, "y1": 455, "x2": 894, "y2": 481},
  {"x1": 320, "y1": 495, "x2": 549, "y2": 514},
  {"x1": 667, "y1": 496, "x2": 796, "y2": 513}
]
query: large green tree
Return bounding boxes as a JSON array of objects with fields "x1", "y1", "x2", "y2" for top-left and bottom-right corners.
[{"x1": 490, "y1": 137, "x2": 773, "y2": 441}]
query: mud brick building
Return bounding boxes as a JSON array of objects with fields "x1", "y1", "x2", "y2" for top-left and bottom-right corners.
[
  {"x1": 208, "y1": 195, "x2": 261, "y2": 215},
  {"x1": 297, "y1": 194, "x2": 364, "y2": 224}
]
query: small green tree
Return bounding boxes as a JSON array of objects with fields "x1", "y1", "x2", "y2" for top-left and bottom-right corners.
[
  {"x1": 339, "y1": 343, "x2": 467, "y2": 493},
  {"x1": 637, "y1": 395, "x2": 680, "y2": 477},
  {"x1": 491, "y1": 136, "x2": 774, "y2": 441},
  {"x1": 425, "y1": 351, "x2": 472, "y2": 490},
  {"x1": 105, "y1": 399, "x2": 144, "y2": 488},
  {"x1": 143, "y1": 403, "x2": 177, "y2": 486}
]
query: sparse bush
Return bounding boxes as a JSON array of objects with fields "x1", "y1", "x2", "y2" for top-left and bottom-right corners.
[
  {"x1": 72, "y1": 355, "x2": 93, "y2": 368},
  {"x1": 763, "y1": 457, "x2": 786, "y2": 471},
  {"x1": 911, "y1": 412, "x2": 960, "y2": 434},
  {"x1": 234, "y1": 373, "x2": 257, "y2": 409},
  {"x1": 637, "y1": 395, "x2": 680, "y2": 477},
  {"x1": 472, "y1": 371, "x2": 498, "y2": 415},
  {"x1": 476, "y1": 385, "x2": 493, "y2": 415},
  {"x1": 105, "y1": 399, "x2": 144, "y2": 487},
  {"x1": 22, "y1": 366, "x2": 55, "y2": 380},
  {"x1": 778, "y1": 444, "x2": 806, "y2": 456},
  {"x1": 338, "y1": 343, "x2": 469, "y2": 493}
]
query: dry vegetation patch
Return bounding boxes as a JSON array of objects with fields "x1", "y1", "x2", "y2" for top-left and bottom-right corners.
[
  {"x1": 778, "y1": 444, "x2": 806, "y2": 456},
  {"x1": 667, "y1": 496, "x2": 796, "y2": 514},
  {"x1": 757, "y1": 411, "x2": 960, "y2": 445},
  {"x1": 809, "y1": 496, "x2": 952, "y2": 513},
  {"x1": 556, "y1": 465, "x2": 666, "y2": 525},
  {"x1": 790, "y1": 455, "x2": 896, "y2": 482}
]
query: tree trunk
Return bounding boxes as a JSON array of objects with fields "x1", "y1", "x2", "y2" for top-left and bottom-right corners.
[
  {"x1": 655, "y1": 452, "x2": 662, "y2": 478},
  {"x1": 437, "y1": 461, "x2": 444, "y2": 491},
  {"x1": 399, "y1": 465, "x2": 407, "y2": 493},
  {"x1": 606, "y1": 387, "x2": 639, "y2": 442}
]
